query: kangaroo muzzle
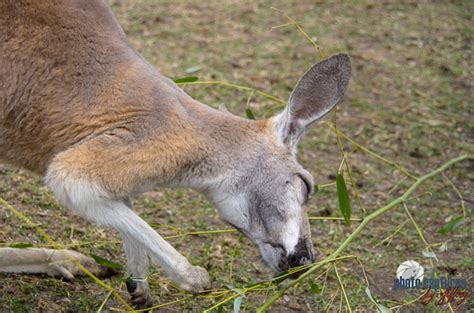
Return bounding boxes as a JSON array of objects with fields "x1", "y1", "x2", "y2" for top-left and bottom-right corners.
[{"x1": 278, "y1": 237, "x2": 315, "y2": 277}]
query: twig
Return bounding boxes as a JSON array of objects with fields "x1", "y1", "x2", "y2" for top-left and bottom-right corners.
[
  {"x1": 1, "y1": 229, "x2": 239, "y2": 249},
  {"x1": 333, "y1": 111, "x2": 366, "y2": 215},
  {"x1": 442, "y1": 173, "x2": 466, "y2": 217},
  {"x1": 308, "y1": 216, "x2": 363, "y2": 222},
  {"x1": 317, "y1": 182, "x2": 336, "y2": 188},
  {"x1": 320, "y1": 268, "x2": 331, "y2": 297},
  {"x1": 271, "y1": 7, "x2": 325, "y2": 59},
  {"x1": 111, "y1": 295, "x2": 195, "y2": 312},
  {"x1": 389, "y1": 289, "x2": 431, "y2": 311},
  {"x1": 388, "y1": 176, "x2": 408, "y2": 194},
  {"x1": 355, "y1": 257, "x2": 370, "y2": 286},
  {"x1": 203, "y1": 285, "x2": 260, "y2": 313},
  {"x1": 325, "y1": 288, "x2": 340, "y2": 312},
  {"x1": 205, "y1": 255, "x2": 356, "y2": 312},
  {"x1": 2, "y1": 229, "x2": 239, "y2": 249},
  {"x1": 333, "y1": 263, "x2": 352, "y2": 313},
  {"x1": 374, "y1": 219, "x2": 409, "y2": 248},
  {"x1": 403, "y1": 203, "x2": 438, "y2": 262},
  {"x1": 324, "y1": 122, "x2": 418, "y2": 180},
  {"x1": 97, "y1": 282, "x2": 121, "y2": 313},
  {"x1": 405, "y1": 191, "x2": 432, "y2": 202},
  {"x1": 164, "y1": 228, "x2": 237, "y2": 239},
  {"x1": 271, "y1": 22, "x2": 292, "y2": 29},
  {"x1": 402, "y1": 203, "x2": 455, "y2": 313}
]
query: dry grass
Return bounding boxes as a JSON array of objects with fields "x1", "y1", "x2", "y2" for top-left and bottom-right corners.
[{"x1": 1, "y1": 0, "x2": 472, "y2": 312}]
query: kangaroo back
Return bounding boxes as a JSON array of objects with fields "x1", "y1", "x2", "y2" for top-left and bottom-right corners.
[{"x1": 0, "y1": 0, "x2": 183, "y2": 173}]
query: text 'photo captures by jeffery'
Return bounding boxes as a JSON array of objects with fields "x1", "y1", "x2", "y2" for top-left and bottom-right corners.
[{"x1": 392, "y1": 260, "x2": 469, "y2": 308}]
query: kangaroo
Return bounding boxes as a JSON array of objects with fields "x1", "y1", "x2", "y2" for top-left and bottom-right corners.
[{"x1": 0, "y1": 0, "x2": 351, "y2": 308}]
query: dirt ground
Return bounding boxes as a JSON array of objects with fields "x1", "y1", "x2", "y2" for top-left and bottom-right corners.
[{"x1": 0, "y1": 0, "x2": 472, "y2": 312}]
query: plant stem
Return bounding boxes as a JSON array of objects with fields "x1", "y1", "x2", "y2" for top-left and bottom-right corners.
[
  {"x1": 270, "y1": 7, "x2": 325, "y2": 59},
  {"x1": 164, "y1": 228, "x2": 237, "y2": 239},
  {"x1": 333, "y1": 111, "x2": 366, "y2": 215},
  {"x1": 308, "y1": 216, "x2": 363, "y2": 222},
  {"x1": 442, "y1": 173, "x2": 466, "y2": 217},
  {"x1": 324, "y1": 122, "x2": 418, "y2": 180},
  {"x1": 333, "y1": 263, "x2": 352, "y2": 313}
]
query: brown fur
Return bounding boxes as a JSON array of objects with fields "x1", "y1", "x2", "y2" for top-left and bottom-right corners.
[{"x1": 0, "y1": 0, "x2": 272, "y2": 197}]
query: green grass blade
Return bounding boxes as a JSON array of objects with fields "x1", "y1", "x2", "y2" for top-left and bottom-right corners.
[
  {"x1": 10, "y1": 243, "x2": 33, "y2": 248},
  {"x1": 310, "y1": 281, "x2": 322, "y2": 294},
  {"x1": 174, "y1": 76, "x2": 198, "y2": 83},
  {"x1": 365, "y1": 287, "x2": 390, "y2": 313},
  {"x1": 90, "y1": 254, "x2": 123, "y2": 270},
  {"x1": 437, "y1": 216, "x2": 464, "y2": 234},
  {"x1": 245, "y1": 108, "x2": 255, "y2": 120}
]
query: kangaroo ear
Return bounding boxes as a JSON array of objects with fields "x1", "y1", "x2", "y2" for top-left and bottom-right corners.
[{"x1": 275, "y1": 54, "x2": 351, "y2": 150}]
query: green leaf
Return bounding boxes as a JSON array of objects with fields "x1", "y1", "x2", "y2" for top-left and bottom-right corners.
[
  {"x1": 336, "y1": 173, "x2": 351, "y2": 224},
  {"x1": 174, "y1": 76, "x2": 198, "y2": 84},
  {"x1": 365, "y1": 287, "x2": 390, "y2": 313},
  {"x1": 185, "y1": 65, "x2": 202, "y2": 74},
  {"x1": 90, "y1": 254, "x2": 123, "y2": 270},
  {"x1": 245, "y1": 108, "x2": 255, "y2": 120},
  {"x1": 10, "y1": 243, "x2": 33, "y2": 248},
  {"x1": 233, "y1": 294, "x2": 244, "y2": 313},
  {"x1": 272, "y1": 271, "x2": 290, "y2": 284},
  {"x1": 310, "y1": 281, "x2": 321, "y2": 294},
  {"x1": 437, "y1": 216, "x2": 464, "y2": 234}
]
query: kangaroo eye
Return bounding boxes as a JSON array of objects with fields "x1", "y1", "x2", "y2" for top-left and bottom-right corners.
[{"x1": 297, "y1": 174, "x2": 312, "y2": 202}]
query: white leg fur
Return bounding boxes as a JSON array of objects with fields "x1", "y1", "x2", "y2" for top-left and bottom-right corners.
[
  {"x1": 122, "y1": 236, "x2": 152, "y2": 307},
  {"x1": 45, "y1": 175, "x2": 210, "y2": 293}
]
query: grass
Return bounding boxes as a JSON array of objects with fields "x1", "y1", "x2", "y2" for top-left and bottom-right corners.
[{"x1": 1, "y1": 0, "x2": 473, "y2": 312}]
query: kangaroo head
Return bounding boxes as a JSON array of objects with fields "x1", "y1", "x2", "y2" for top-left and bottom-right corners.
[{"x1": 207, "y1": 54, "x2": 351, "y2": 273}]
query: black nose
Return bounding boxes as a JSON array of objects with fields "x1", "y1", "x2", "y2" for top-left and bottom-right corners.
[{"x1": 285, "y1": 238, "x2": 315, "y2": 277}]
